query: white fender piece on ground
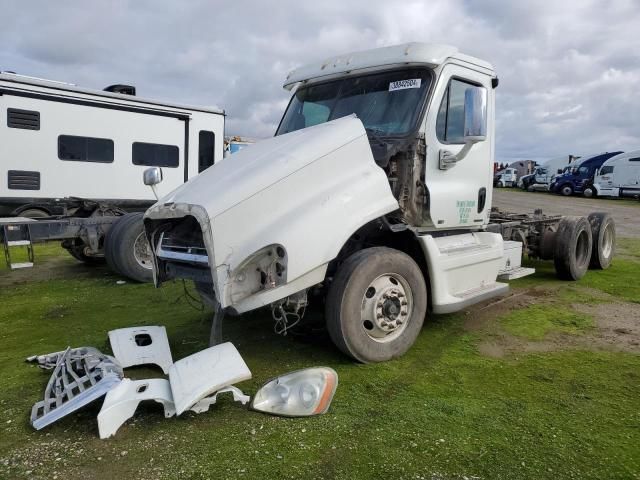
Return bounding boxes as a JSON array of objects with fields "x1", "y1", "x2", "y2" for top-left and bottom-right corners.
[
  {"x1": 189, "y1": 386, "x2": 250, "y2": 413},
  {"x1": 108, "y1": 326, "x2": 173, "y2": 374},
  {"x1": 97, "y1": 378, "x2": 176, "y2": 439},
  {"x1": 169, "y1": 342, "x2": 252, "y2": 415}
]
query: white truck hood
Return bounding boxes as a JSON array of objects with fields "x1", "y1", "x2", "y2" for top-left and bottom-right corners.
[
  {"x1": 157, "y1": 115, "x2": 367, "y2": 219},
  {"x1": 146, "y1": 115, "x2": 400, "y2": 312}
]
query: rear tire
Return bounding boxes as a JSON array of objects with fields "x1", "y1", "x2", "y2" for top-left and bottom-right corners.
[
  {"x1": 553, "y1": 216, "x2": 593, "y2": 280},
  {"x1": 325, "y1": 247, "x2": 427, "y2": 363},
  {"x1": 104, "y1": 213, "x2": 153, "y2": 282},
  {"x1": 588, "y1": 212, "x2": 615, "y2": 269}
]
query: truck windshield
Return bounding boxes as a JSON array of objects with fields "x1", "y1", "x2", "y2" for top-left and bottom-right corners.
[{"x1": 277, "y1": 69, "x2": 431, "y2": 137}]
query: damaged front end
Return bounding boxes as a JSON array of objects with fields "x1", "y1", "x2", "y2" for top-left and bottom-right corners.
[{"x1": 144, "y1": 115, "x2": 400, "y2": 314}]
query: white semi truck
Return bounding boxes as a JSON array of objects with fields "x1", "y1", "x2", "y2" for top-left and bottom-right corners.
[{"x1": 143, "y1": 43, "x2": 615, "y2": 362}]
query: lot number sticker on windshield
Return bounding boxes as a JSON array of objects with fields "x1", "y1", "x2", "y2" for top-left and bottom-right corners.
[{"x1": 389, "y1": 79, "x2": 422, "y2": 91}]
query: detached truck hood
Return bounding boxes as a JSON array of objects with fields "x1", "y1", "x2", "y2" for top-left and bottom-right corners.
[{"x1": 145, "y1": 115, "x2": 400, "y2": 312}]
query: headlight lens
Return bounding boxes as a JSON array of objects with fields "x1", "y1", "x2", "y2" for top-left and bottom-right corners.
[{"x1": 250, "y1": 367, "x2": 338, "y2": 417}]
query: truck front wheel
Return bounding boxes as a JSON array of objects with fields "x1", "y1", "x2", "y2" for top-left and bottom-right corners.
[
  {"x1": 560, "y1": 184, "x2": 574, "y2": 196},
  {"x1": 325, "y1": 247, "x2": 427, "y2": 363}
]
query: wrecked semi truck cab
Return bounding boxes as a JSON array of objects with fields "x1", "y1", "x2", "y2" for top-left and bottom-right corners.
[{"x1": 144, "y1": 43, "x2": 615, "y2": 363}]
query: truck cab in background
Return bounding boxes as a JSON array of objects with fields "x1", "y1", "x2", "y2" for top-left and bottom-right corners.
[
  {"x1": 550, "y1": 152, "x2": 622, "y2": 196},
  {"x1": 144, "y1": 43, "x2": 615, "y2": 363},
  {"x1": 494, "y1": 168, "x2": 517, "y2": 187},
  {"x1": 593, "y1": 150, "x2": 640, "y2": 198}
]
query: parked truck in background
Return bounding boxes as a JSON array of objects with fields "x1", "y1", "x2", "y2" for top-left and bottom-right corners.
[
  {"x1": 550, "y1": 152, "x2": 622, "y2": 196},
  {"x1": 593, "y1": 150, "x2": 640, "y2": 198},
  {"x1": 493, "y1": 167, "x2": 518, "y2": 187},
  {"x1": 142, "y1": 43, "x2": 616, "y2": 363},
  {"x1": 0, "y1": 72, "x2": 225, "y2": 280}
]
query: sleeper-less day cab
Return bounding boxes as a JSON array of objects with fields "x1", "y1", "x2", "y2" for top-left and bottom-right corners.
[{"x1": 143, "y1": 43, "x2": 614, "y2": 362}]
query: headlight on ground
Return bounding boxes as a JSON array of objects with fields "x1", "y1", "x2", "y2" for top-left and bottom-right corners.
[{"x1": 250, "y1": 367, "x2": 338, "y2": 417}]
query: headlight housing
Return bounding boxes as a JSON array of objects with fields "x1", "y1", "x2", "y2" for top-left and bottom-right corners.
[{"x1": 250, "y1": 367, "x2": 338, "y2": 417}]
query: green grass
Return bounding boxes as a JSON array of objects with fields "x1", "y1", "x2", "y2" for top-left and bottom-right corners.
[
  {"x1": 0, "y1": 241, "x2": 639, "y2": 479},
  {"x1": 500, "y1": 304, "x2": 593, "y2": 340}
]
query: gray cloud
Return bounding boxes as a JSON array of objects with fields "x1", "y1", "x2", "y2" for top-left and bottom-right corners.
[{"x1": 1, "y1": 0, "x2": 638, "y2": 161}]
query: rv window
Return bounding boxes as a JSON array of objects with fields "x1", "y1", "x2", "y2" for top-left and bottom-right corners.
[
  {"x1": 132, "y1": 142, "x2": 179, "y2": 167},
  {"x1": 600, "y1": 166, "x2": 614, "y2": 175},
  {"x1": 7, "y1": 108, "x2": 40, "y2": 130},
  {"x1": 58, "y1": 135, "x2": 114, "y2": 163},
  {"x1": 436, "y1": 78, "x2": 477, "y2": 144},
  {"x1": 198, "y1": 131, "x2": 215, "y2": 172}
]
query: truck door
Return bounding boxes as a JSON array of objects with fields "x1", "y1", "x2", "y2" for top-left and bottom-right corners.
[{"x1": 423, "y1": 64, "x2": 494, "y2": 229}]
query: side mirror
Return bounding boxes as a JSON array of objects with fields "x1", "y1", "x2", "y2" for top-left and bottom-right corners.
[
  {"x1": 463, "y1": 86, "x2": 487, "y2": 143},
  {"x1": 143, "y1": 167, "x2": 163, "y2": 200},
  {"x1": 440, "y1": 86, "x2": 487, "y2": 169}
]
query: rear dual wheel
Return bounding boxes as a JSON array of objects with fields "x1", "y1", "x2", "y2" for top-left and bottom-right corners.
[{"x1": 326, "y1": 247, "x2": 427, "y2": 363}]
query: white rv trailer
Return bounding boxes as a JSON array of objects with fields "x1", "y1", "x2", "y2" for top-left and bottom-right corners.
[
  {"x1": 0, "y1": 72, "x2": 225, "y2": 282},
  {"x1": 593, "y1": 150, "x2": 640, "y2": 198},
  {"x1": 0, "y1": 72, "x2": 224, "y2": 217}
]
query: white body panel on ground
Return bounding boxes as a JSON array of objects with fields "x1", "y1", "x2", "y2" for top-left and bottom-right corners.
[
  {"x1": 168, "y1": 342, "x2": 252, "y2": 415},
  {"x1": 108, "y1": 326, "x2": 173, "y2": 374}
]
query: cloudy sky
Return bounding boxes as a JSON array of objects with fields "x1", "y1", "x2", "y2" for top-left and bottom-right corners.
[{"x1": 1, "y1": 0, "x2": 638, "y2": 162}]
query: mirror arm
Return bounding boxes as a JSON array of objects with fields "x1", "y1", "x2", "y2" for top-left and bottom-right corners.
[
  {"x1": 439, "y1": 140, "x2": 476, "y2": 170},
  {"x1": 150, "y1": 184, "x2": 160, "y2": 200}
]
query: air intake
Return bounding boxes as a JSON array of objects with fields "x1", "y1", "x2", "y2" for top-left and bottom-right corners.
[
  {"x1": 8, "y1": 170, "x2": 40, "y2": 190},
  {"x1": 104, "y1": 84, "x2": 136, "y2": 96},
  {"x1": 7, "y1": 108, "x2": 40, "y2": 130}
]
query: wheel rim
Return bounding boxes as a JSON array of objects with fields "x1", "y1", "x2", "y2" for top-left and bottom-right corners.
[
  {"x1": 584, "y1": 188, "x2": 593, "y2": 197},
  {"x1": 133, "y1": 232, "x2": 153, "y2": 270},
  {"x1": 562, "y1": 186, "x2": 572, "y2": 195},
  {"x1": 575, "y1": 230, "x2": 590, "y2": 266},
  {"x1": 360, "y1": 273, "x2": 413, "y2": 343},
  {"x1": 601, "y1": 223, "x2": 614, "y2": 259}
]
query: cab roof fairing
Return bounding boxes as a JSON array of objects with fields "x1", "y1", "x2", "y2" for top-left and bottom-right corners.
[{"x1": 282, "y1": 42, "x2": 495, "y2": 91}]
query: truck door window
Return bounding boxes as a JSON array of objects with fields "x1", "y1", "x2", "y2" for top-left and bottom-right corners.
[
  {"x1": 198, "y1": 131, "x2": 215, "y2": 172},
  {"x1": 436, "y1": 78, "x2": 476, "y2": 144}
]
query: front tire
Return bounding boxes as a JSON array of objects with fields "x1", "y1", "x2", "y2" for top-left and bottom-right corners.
[
  {"x1": 583, "y1": 186, "x2": 596, "y2": 198},
  {"x1": 560, "y1": 184, "x2": 574, "y2": 196},
  {"x1": 325, "y1": 247, "x2": 427, "y2": 363}
]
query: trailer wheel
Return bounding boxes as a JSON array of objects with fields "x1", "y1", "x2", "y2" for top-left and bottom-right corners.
[
  {"x1": 588, "y1": 212, "x2": 615, "y2": 270},
  {"x1": 104, "y1": 212, "x2": 153, "y2": 283},
  {"x1": 19, "y1": 208, "x2": 49, "y2": 218},
  {"x1": 325, "y1": 247, "x2": 427, "y2": 363},
  {"x1": 559, "y1": 184, "x2": 573, "y2": 196},
  {"x1": 553, "y1": 216, "x2": 593, "y2": 280}
]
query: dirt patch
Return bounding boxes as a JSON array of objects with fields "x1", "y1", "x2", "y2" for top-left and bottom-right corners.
[
  {"x1": 0, "y1": 256, "x2": 111, "y2": 288},
  {"x1": 574, "y1": 302, "x2": 640, "y2": 352},
  {"x1": 467, "y1": 287, "x2": 640, "y2": 357},
  {"x1": 463, "y1": 287, "x2": 553, "y2": 332}
]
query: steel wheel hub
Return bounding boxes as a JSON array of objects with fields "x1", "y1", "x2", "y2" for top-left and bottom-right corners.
[
  {"x1": 133, "y1": 233, "x2": 153, "y2": 270},
  {"x1": 361, "y1": 273, "x2": 413, "y2": 342}
]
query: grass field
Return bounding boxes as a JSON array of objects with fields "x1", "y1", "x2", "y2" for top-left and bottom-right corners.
[{"x1": 0, "y1": 241, "x2": 639, "y2": 479}]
